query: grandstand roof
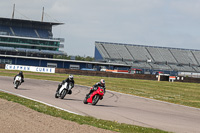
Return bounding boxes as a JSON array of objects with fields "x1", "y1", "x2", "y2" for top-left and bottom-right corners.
[{"x1": 0, "y1": 17, "x2": 64, "y2": 27}]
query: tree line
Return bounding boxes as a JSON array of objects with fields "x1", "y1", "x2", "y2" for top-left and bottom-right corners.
[{"x1": 53, "y1": 55, "x2": 94, "y2": 61}]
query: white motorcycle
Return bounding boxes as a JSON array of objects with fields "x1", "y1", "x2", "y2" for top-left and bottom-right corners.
[
  {"x1": 55, "y1": 81, "x2": 73, "y2": 99},
  {"x1": 14, "y1": 76, "x2": 22, "y2": 89}
]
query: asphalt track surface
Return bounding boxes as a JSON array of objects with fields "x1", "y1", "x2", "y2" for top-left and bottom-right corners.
[{"x1": 1, "y1": 76, "x2": 200, "y2": 133}]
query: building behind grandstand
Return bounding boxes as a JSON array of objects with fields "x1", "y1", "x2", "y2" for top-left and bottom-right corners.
[{"x1": 94, "y1": 41, "x2": 200, "y2": 76}]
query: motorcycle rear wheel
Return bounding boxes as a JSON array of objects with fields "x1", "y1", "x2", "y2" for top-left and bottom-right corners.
[
  {"x1": 55, "y1": 92, "x2": 59, "y2": 98},
  {"x1": 83, "y1": 97, "x2": 88, "y2": 104}
]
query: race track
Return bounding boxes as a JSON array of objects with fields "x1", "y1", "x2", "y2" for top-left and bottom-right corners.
[{"x1": 1, "y1": 76, "x2": 200, "y2": 133}]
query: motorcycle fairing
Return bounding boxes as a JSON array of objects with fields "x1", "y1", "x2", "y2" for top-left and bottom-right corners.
[{"x1": 87, "y1": 87, "x2": 104, "y2": 103}]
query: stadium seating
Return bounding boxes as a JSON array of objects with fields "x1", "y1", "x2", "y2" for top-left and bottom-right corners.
[
  {"x1": 0, "y1": 46, "x2": 15, "y2": 51},
  {"x1": 0, "y1": 25, "x2": 51, "y2": 39},
  {"x1": 0, "y1": 46, "x2": 63, "y2": 56},
  {"x1": 102, "y1": 43, "x2": 122, "y2": 59},
  {"x1": 112, "y1": 60, "x2": 126, "y2": 64},
  {"x1": 95, "y1": 43, "x2": 110, "y2": 59},
  {"x1": 25, "y1": 49, "x2": 40, "y2": 53},
  {"x1": 191, "y1": 51, "x2": 200, "y2": 65},
  {"x1": 12, "y1": 26, "x2": 38, "y2": 38},
  {"x1": 170, "y1": 49, "x2": 198, "y2": 65},
  {"x1": 125, "y1": 61, "x2": 134, "y2": 65},
  {"x1": 169, "y1": 64, "x2": 195, "y2": 72},
  {"x1": 156, "y1": 48, "x2": 177, "y2": 64},
  {"x1": 193, "y1": 66, "x2": 200, "y2": 72},
  {"x1": 126, "y1": 45, "x2": 153, "y2": 61},
  {"x1": 131, "y1": 62, "x2": 152, "y2": 69},
  {"x1": 146, "y1": 47, "x2": 164, "y2": 63},
  {"x1": 95, "y1": 42, "x2": 200, "y2": 73},
  {"x1": 36, "y1": 29, "x2": 50, "y2": 39},
  {"x1": 40, "y1": 50, "x2": 64, "y2": 55},
  {"x1": 150, "y1": 63, "x2": 172, "y2": 71},
  {"x1": 16, "y1": 48, "x2": 27, "y2": 52},
  {"x1": 113, "y1": 44, "x2": 133, "y2": 60},
  {"x1": 0, "y1": 25, "x2": 13, "y2": 35}
]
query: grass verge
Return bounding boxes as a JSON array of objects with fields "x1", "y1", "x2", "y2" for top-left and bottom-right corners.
[{"x1": 0, "y1": 91, "x2": 167, "y2": 133}]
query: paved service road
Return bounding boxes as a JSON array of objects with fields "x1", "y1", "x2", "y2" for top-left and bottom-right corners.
[{"x1": 1, "y1": 76, "x2": 200, "y2": 133}]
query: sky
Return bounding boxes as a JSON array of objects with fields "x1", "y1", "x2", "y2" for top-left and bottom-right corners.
[{"x1": 1, "y1": 0, "x2": 200, "y2": 57}]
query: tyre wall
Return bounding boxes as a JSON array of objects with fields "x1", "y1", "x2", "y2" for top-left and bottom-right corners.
[
  {"x1": 0, "y1": 64, "x2": 5, "y2": 68},
  {"x1": 55, "y1": 68, "x2": 157, "y2": 80}
]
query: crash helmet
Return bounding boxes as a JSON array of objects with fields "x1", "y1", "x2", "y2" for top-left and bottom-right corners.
[
  {"x1": 100, "y1": 79, "x2": 105, "y2": 86},
  {"x1": 19, "y1": 71, "x2": 23, "y2": 75},
  {"x1": 69, "y1": 75, "x2": 74, "y2": 80}
]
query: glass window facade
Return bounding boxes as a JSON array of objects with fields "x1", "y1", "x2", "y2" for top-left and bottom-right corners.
[
  {"x1": 0, "y1": 36, "x2": 60, "y2": 51},
  {"x1": 0, "y1": 59, "x2": 12, "y2": 64}
]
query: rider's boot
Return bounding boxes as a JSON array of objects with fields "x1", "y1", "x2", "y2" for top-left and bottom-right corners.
[
  {"x1": 68, "y1": 90, "x2": 72, "y2": 95},
  {"x1": 86, "y1": 90, "x2": 93, "y2": 97},
  {"x1": 56, "y1": 87, "x2": 60, "y2": 93},
  {"x1": 56, "y1": 84, "x2": 61, "y2": 92}
]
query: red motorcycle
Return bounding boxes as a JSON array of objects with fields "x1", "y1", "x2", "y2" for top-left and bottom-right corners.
[{"x1": 83, "y1": 87, "x2": 104, "y2": 105}]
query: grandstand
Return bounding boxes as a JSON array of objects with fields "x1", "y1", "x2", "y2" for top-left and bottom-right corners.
[
  {"x1": 0, "y1": 17, "x2": 64, "y2": 58},
  {"x1": 94, "y1": 41, "x2": 200, "y2": 74}
]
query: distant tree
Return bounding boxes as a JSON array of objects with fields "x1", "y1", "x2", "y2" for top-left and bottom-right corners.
[
  {"x1": 53, "y1": 54, "x2": 94, "y2": 61},
  {"x1": 75, "y1": 55, "x2": 84, "y2": 61},
  {"x1": 75, "y1": 55, "x2": 94, "y2": 61},
  {"x1": 53, "y1": 55, "x2": 71, "y2": 60},
  {"x1": 84, "y1": 56, "x2": 94, "y2": 61}
]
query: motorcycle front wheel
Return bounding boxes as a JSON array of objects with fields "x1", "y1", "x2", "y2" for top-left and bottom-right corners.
[
  {"x1": 92, "y1": 95, "x2": 100, "y2": 105},
  {"x1": 55, "y1": 92, "x2": 59, "y2": 98},
  {"x1": 60, "y1": 89, "x2": 67, "y2": 99},
  {"x1": 14, "y1": 81, "x2": 19, "y2": 89}
]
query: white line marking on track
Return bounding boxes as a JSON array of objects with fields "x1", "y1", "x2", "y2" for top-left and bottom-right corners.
[{"x1": 0, "y1": 89, "x2": 81, "y2": 115}]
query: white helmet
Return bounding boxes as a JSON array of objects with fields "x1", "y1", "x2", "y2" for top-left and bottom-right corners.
[
  {"x1": 69, "y1": 75, "x2": 74, "y2": 80},
  {"x1": 100, "y1": 79, "x2": 105, "y2": 86}
]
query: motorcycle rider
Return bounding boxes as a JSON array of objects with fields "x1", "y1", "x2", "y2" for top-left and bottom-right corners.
[
  {"x1": 86, "y1": 79, "x2": 106, "y2": 99},
  {"x1": 56, "y1": 75, "x2": 75, "y2": 94},
  {"x1": 14, "y1": 71, "x2": 24, "y2": 83}
]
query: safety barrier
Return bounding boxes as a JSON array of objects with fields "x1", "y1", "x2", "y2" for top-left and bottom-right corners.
[
  {"x1": 55, "y1": 68, "x2": 157, "y2": 80},
  {"x1": 1, "y1": 64, "x2": 199, "y2": 83}
]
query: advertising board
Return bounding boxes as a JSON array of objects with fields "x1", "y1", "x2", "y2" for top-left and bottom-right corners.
[{"x1": 5, "y1": 64, "x2": 55, "y2": 73}]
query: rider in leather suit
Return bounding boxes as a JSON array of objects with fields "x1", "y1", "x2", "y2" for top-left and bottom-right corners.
[
  {"x1": 86, "y1": 79, "x2": 106, "y2": 99},
  {"x1": 56, "y1": 75, "x2": 75, "y2": 94},
  {"x1": 14, "y1": 71, "x2": 24, "y2": 83}
]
